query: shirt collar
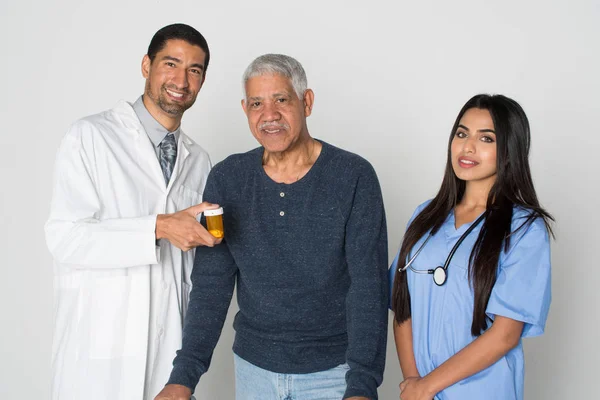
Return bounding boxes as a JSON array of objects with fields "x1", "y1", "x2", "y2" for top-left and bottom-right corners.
[{"x1": 132, "y1": 95, "x2": 180, "y2": 148}]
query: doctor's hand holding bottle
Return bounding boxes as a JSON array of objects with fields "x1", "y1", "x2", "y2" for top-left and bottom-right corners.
[{"x1": 156, "y1": 202, "x2": 223, "y2": 251}]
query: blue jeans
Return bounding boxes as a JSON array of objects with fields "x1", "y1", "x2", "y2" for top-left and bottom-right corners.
[{"x1": 234, "y1": 354, "x2": 349, "y2": 400}]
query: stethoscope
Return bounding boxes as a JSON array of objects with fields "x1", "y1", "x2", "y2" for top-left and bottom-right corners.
[{"x1": 399, "y1": 213, "x2": 485, "y2": 286}]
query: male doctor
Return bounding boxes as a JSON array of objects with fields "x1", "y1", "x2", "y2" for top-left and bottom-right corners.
[{"x1": 45, "y1": 23, "x2": 219, "y2": 400}]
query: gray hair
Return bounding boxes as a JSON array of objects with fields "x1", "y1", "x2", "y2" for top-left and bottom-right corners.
[{"x1": 242, "y1": 54, "x2": 307, "y2": 99}]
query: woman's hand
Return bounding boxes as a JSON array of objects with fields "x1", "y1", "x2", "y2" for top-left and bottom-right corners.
[{"x1": 399, "y1": 376, "x2": 435, "y2": 400}]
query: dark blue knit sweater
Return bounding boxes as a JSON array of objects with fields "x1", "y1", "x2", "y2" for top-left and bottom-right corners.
[{"x1": 168, "y1": 141, "x2": 388, "y2": 399}]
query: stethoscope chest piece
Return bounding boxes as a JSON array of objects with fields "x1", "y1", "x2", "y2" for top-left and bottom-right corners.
[
  {"x1": 432, "y1": 266, "x2": 447, "y2": 286},
  {"x1": 399, "y1": 213, "x2": 485, "y2": 286}
]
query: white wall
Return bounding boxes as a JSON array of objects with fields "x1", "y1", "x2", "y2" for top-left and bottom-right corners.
[{"x1": 1, "y1": 0, "x2": 598, "y2": 398}]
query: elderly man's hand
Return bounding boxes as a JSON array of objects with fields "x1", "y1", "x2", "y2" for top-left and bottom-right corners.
[
  {"x1": 154, "y1": 384, "x2": 192, "y2": 400},
  {"x1": 156, "y1": 202, "x2": 222, "y2": 251}
]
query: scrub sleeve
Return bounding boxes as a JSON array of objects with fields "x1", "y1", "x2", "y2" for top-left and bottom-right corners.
[{"x1": 486, "y1": 221, "x2": 552, "y2": 337}]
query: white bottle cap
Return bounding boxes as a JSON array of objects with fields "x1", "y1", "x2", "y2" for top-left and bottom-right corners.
[{"x1": 204, "y1": 207, "x2": 223, "y2": 216}]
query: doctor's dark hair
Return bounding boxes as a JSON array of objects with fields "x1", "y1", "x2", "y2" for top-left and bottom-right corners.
[
  {"x1": 147, "y1": 23, "x2": 210, "y2": 72},
  {"x1": 391, "y1": 94, "x2": 554, "y2": 336}
]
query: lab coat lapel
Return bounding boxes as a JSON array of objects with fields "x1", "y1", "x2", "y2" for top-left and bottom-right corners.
[
  {"x1": 135, "y1": 130, "x2": 167, "y2": 189},
  {"x1": 114, "y1": 100, "x2": 168, "y2": 191}
]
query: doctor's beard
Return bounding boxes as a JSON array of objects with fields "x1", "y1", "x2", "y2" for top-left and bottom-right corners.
[{"x1": 144, "y1": 82, "x2": 197, "y2": 117}]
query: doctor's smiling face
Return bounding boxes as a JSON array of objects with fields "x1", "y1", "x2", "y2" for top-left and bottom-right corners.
[
  {"x1": 142, "y1": 39, "x2": 206, "y2": 129},
  {"x1": 450, "y1": 107, "x2": 497, "y2": 186}
]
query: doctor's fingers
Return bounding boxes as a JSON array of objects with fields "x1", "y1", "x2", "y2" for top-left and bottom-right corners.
[
  {"x1": 172, "y1": 232, "x2": 215, "y2": 251},
  {"x1": 192, "y1": 223, "x2": 222, "y2": 247},
  {"x1": 169, "y1": 236, "x2": 196, "y2": 252},
  {"x1": 186, "y1": 201, "x2": 220, "y2": 217},
  {"x1": 164, "y1": 223, "x2": 207, "y2": 251}
]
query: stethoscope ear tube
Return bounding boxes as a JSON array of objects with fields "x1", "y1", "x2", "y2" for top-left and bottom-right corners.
[
  {"x1": 441, "y1": 213, "x2": 486, "y2": 272},
  {"x1": 399, "y1": 233, "x2": 433, "y2": 273}
]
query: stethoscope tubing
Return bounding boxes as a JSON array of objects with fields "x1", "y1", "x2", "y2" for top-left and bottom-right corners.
[{"x1": 399, "y1": 212, "x2": 486, "y2": 278}]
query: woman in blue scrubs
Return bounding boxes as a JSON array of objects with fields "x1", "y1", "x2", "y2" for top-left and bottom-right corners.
[{"x1": 389, "y1": 94, "x2": 553, "y2": 400}]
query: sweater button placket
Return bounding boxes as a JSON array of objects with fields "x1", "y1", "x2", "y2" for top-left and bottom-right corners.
[{"x1": 279, "y1": 190, "x2": 286, "y2": 218}]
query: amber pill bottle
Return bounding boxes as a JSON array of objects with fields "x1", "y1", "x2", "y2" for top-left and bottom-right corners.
[{"x1": 204, "y1": 207, "x2": 224, "y2": 238}]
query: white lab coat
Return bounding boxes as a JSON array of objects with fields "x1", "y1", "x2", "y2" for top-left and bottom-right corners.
[{"x1": 45, "y1": 100, "x2": 211, "y2": 400}]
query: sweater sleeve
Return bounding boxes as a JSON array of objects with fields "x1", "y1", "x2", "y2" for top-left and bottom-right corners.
[
  {"x1": 342, "y1": 162, "x2": 389, "y2": 399},
  {"x1": 167, "y1": 168, "x2": 238, "y2": 390}
]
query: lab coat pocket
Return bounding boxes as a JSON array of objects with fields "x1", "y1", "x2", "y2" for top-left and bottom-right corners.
[
  {"x1": 175, "y1": 185, "x2": 203, "y2": 210},
  {"x1": 88, "y1": 276, "x2": 131, "y2": 359}
]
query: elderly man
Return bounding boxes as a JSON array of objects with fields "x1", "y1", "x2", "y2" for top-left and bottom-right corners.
[
  {"x1": 45, "y1": 24, "x2": 220, "y2": 400},
  {"x1": 156, "y1": 54, "x2": 388, "y2": 400}
]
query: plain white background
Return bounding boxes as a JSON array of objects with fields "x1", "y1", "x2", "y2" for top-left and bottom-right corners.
[{"x1": 1, "y1": 0, "x2": 598, "y2": 398}]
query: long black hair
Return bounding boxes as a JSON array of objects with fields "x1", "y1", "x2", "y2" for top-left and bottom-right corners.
[{"x1": 391, "y1": 94, "x2": 554, "y2": 336}]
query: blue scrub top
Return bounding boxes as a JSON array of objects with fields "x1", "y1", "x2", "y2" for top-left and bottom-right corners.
[{"x1": 389, "y1": 200, "x2": 551, "y2": 400}]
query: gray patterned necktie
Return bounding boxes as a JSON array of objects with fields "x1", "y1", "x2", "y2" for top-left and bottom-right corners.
[{"x1": 159, "y1": 133, "x2": 177, "y2": 185}]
